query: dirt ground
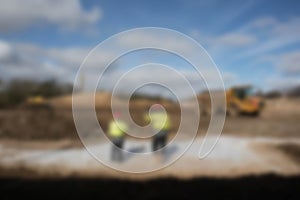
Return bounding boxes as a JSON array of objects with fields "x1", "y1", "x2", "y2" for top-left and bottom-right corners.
[
  {"x1": 275, "y1": 143, "x2": 300, "y2": 165},
  {"x1": 0, "y1": 97, "x2": 299, "y2": 140},
  {"x1": 0, "y1": 97, "x2": 299, "y2": 176},
  {"x1": 0, "y1": 97, "x2": 299, "y2": 198}
]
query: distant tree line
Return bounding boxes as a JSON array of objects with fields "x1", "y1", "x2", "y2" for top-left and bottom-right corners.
[
  {"x1": 0, "y1": 79, "x2": 72, "y2": 108},
  {"x1": 287, "y1": 86, "x2": 300, "y2": 98},
  {"x1": 263, "y1": 86, "x2": 300, "y2": 99},
  {"x1": 263, "y1": 90, "x2": 283, "y2": 99}
]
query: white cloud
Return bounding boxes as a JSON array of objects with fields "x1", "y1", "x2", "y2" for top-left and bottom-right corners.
[
  {"x1": 251, "y1": 17, "x2": 277, "y2": 28},
  {"x1": 0, "y1": 40, "x2": 14, "y2": 61},
  {"x1": 0, "y1": 0, "x2": 101, "y2": 32},
  {"x1": 116, "y1": 29, "x2": 199, "y2": 55},
  {"x1": 194, "y1": 16, "x2": 300, "y2": 63},
  {"x1": 276, "y1": 51, "x2": 300, "y2": 74},
  {"x1": 266, "y1": 76, "x2": 300, "y2": 90},
  {"x1": 46, "y1": 47, "x2": 115, "y2": 69},
  {"x1": 97, "y1": 66, "x2": 204, "y2": 99},
  {"x1": 189, "y1": 29, "x2": 257, "y2": 49},
  {"x1": 96, "y1": 64, "x2": 235, "y2": 99},
  {"x1": 272, "y1": 17, "x2": 300, "y2": 37},
  {"x1": 0, "y1": 39, "x2": 124, "y2": 89},
  {"x1": 0, "y1": 39, "x2": 236, "y2": 98},
  {"x1": 214, "y1": 33, "x2": 257, "y2": 46},
  {"x1": 234, "y1": 17, "x2": 300, "y2": 59}
]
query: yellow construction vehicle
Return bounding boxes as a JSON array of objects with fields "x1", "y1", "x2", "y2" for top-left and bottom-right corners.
[
  {"x1": 199, "y1": 85, "x2": 264, "y2": 117},
  {"x1": 24, "y1": 95, "x2": 52, "y2": 110},
  {"x1": 226, "y1": 85, "x2": 264, "y2": 116}
]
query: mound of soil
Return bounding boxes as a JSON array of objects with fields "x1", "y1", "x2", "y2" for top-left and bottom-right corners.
[
  {"x1": 0, "y1": 108, "x2": 78, "y2": 140},
  {"x1": 276, "y1": 144, "x2": 300, "y2": 165},
  {"x1": 0, "y1": 97, "x2": 300, "y2": 140}
]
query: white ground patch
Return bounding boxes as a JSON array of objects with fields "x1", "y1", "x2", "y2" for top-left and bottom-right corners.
[{"x1": 0, "y1": 136, "x2": 300, "y2": 179}]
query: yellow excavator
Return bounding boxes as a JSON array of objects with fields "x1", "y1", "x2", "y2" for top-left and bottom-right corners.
[
  {"x1": 199, "y1": 85, "x2": 264, "y2": 117},
  {"x1": 226, "y1": 85, "x2": 264, "y2": 116}
]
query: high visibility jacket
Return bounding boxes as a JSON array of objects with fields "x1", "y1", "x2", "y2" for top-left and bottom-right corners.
[
  {"x1": 144, "y1": 111, "x2": 171, "y2": 131},
  {"x1": 108, "y1": 120, "x2": 128, "y2": 138}
]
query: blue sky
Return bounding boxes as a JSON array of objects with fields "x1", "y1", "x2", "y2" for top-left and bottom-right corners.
[{"x1": 0, "y1": 0, "x2": 300, "y2": 94}]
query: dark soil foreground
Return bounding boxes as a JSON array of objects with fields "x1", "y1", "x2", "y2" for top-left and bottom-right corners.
[{"x1": 1, "y1": 174, "x2": 300, "y2": 200}]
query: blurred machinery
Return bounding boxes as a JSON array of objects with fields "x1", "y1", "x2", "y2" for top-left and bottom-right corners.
[
  {"x1": 200, "y1": 85, "x2": 264, "y2": 117},
  {"x1": 226, "y1": 85, "x2": 264, "y2": 116},
  {"x1": 24, "y1": 95, "x2": 52, "y2": 110}
]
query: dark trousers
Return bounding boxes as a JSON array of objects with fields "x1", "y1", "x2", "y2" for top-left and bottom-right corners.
[
  {"x1": 152, "y1": 130, "x2": 168, "y2": 152},
  {"x1": 111, "y1": 137, "x2": 124, "y2": 162}
]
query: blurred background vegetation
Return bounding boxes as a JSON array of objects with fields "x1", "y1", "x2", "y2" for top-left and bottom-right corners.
[{"x1": 0, "y1": 79, "x2": 72, "y2": 108}]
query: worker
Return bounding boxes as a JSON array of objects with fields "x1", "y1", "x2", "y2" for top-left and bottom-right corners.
[
  {"x1": 144, "y1": 104, "x2": 171, "y2": 153},
  {"x1": 108, "y1": 112, "x2": 128, "y2": 162}
]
